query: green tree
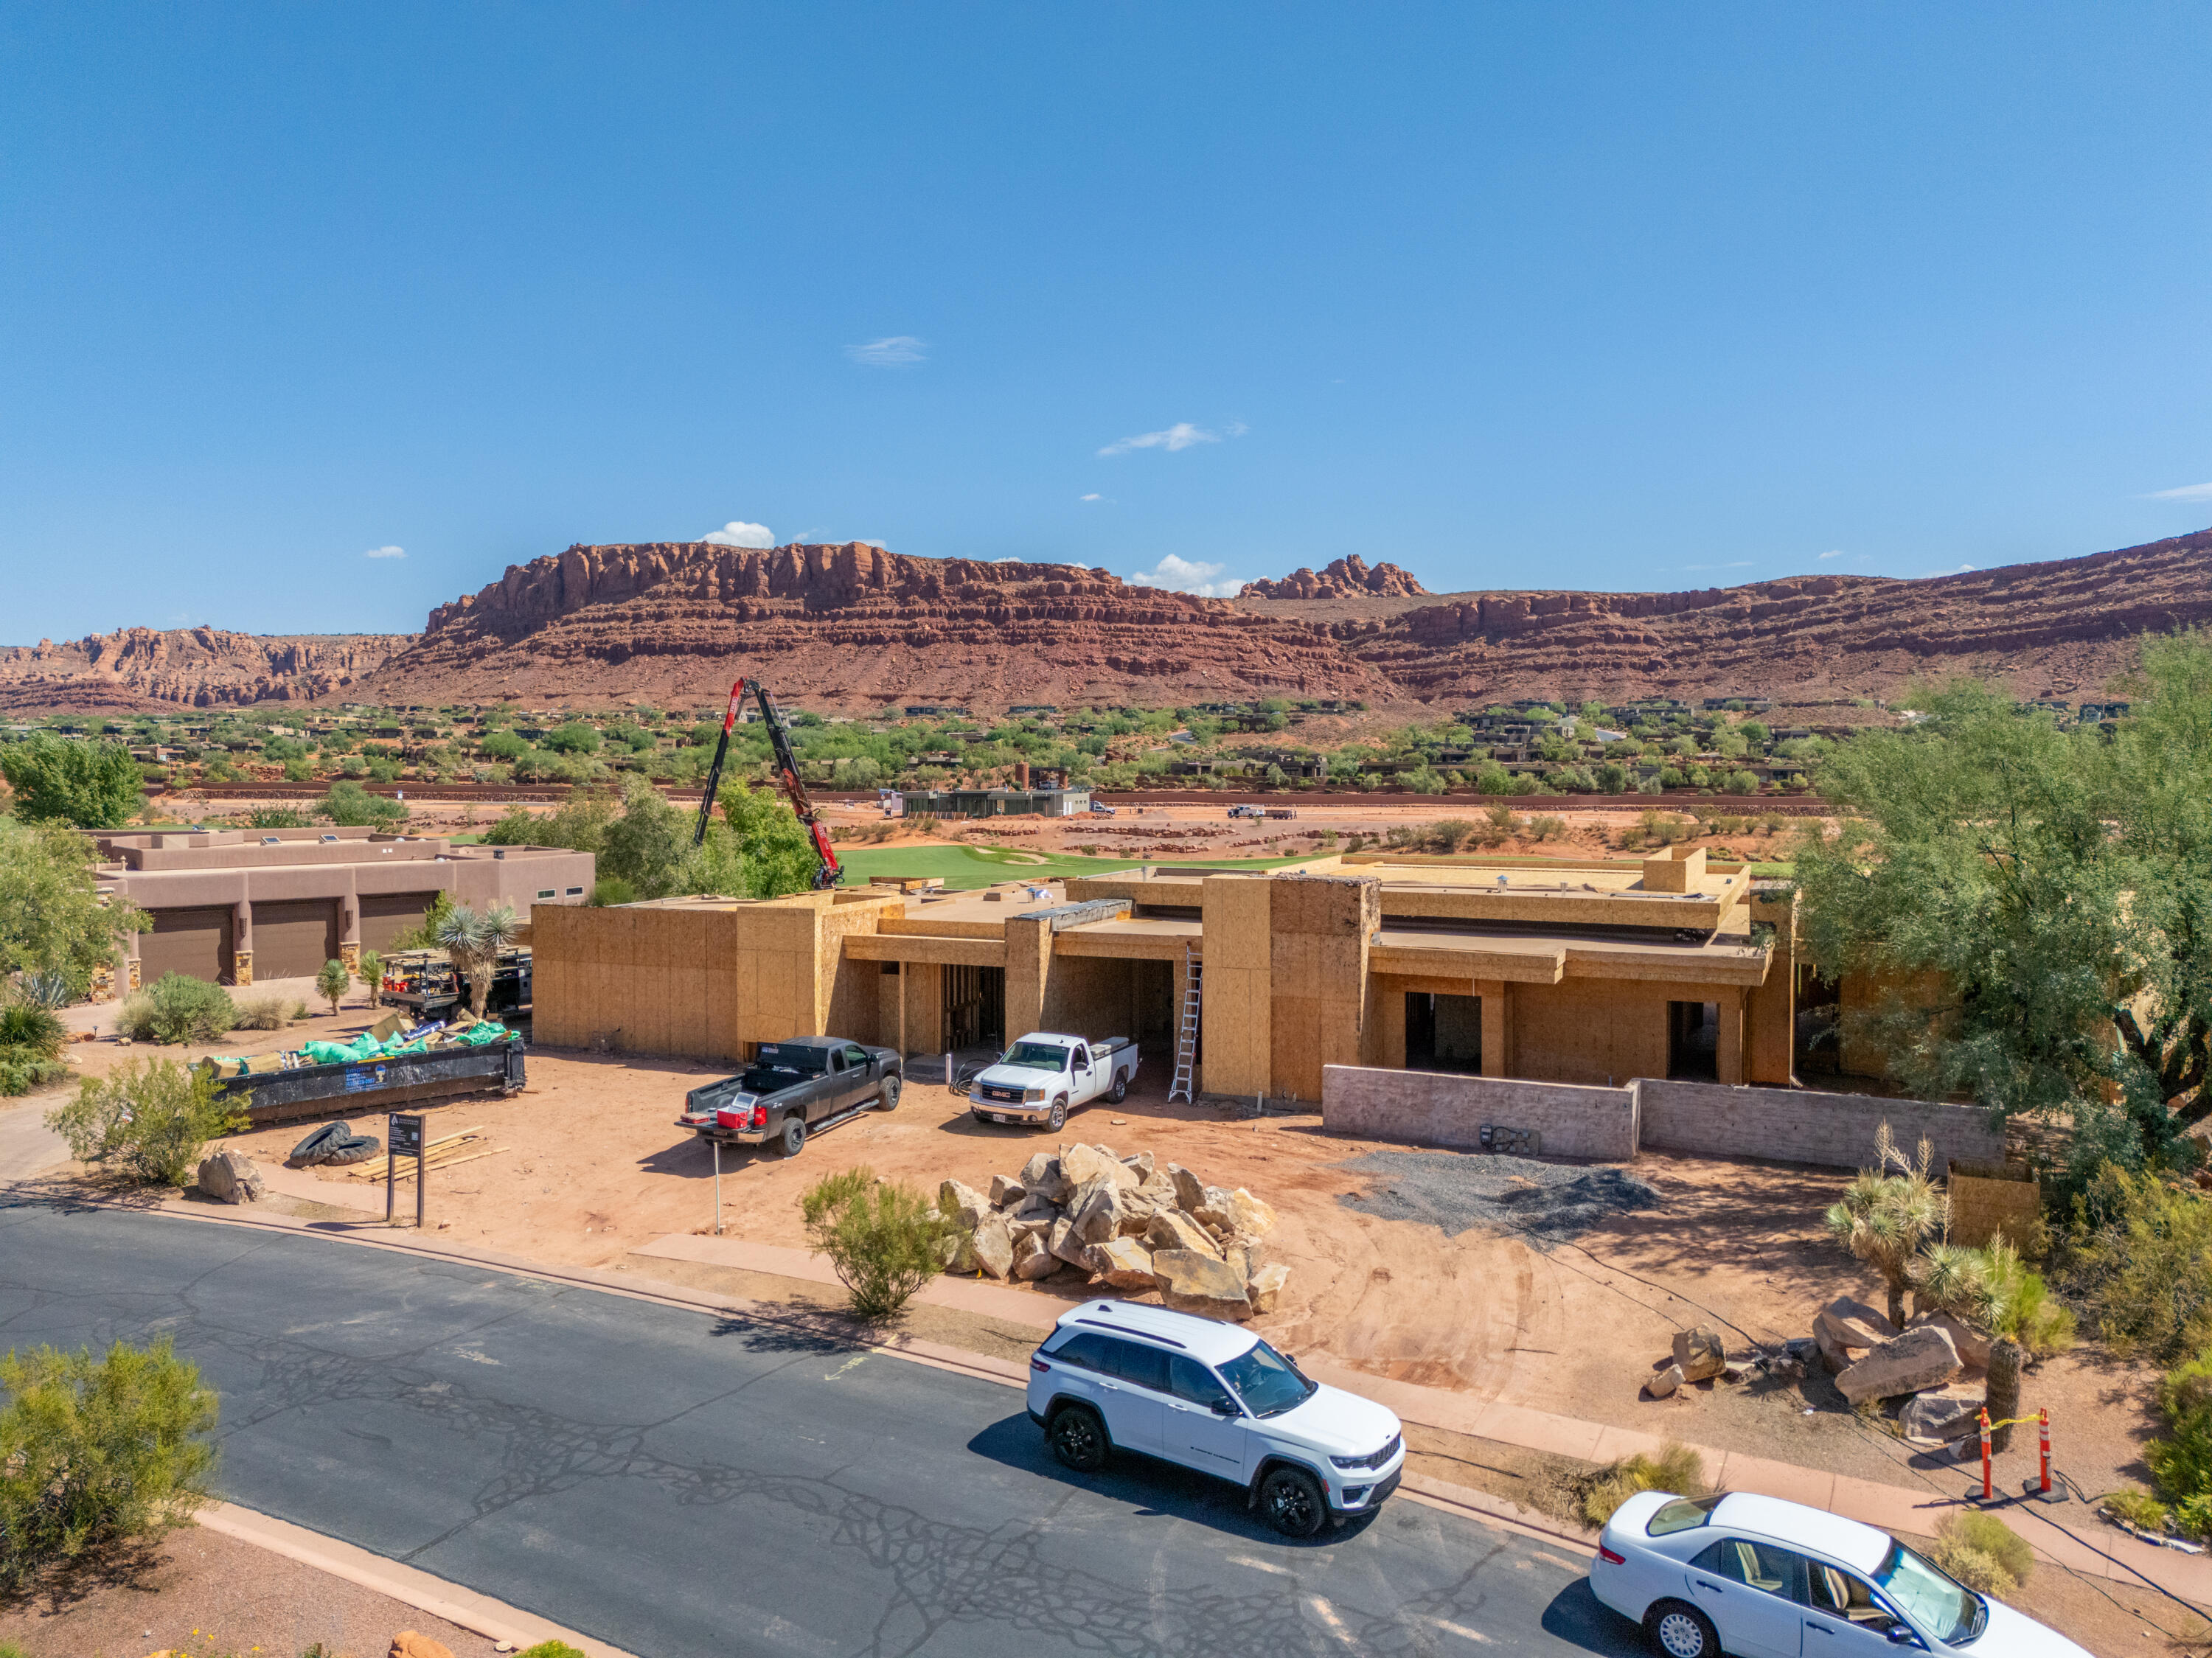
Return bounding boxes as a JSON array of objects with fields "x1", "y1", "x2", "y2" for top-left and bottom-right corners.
[
  {"x1": 479, "y1": 729, "x2": 528, "y2": 762},
  {"x1": 542, "y1": 722, "x2": 602, "y2": 755},
  {"x1": 317, "y1": 780, "x2": 408, "y2": 829},
  {"x1": 0, "y1": 819, "x2": 145, "y2": 1000},
  {"x1": 0, "y1": 736, "x2": 142, "y2": 828},
  {"x1": 684, "y1": 780, "x2": 820, "y2": 898},
  {"x1": 804, "y1": 1166, "x2": 958, "y2": 1319},
  {"x1": 600, "y1": 777, "x2": 692, "y2": 899},
  {"x1": 435, "y1": 902, "x2": 521, "y2": 1017},
  {"x1": 0, "y1": 1337, "x2": 220, "y2": 1592},
  {"x1": 1798, "y1": 635, "x2": 2212, "y2": 1175},
  {"x1": 315, "y1": 958, "x2": 349, "y2": 1015}
]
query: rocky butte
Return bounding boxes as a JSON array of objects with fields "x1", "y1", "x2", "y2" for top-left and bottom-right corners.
[{"x1": 5, "y1": 526, "x2": 2211, "y2": 711}]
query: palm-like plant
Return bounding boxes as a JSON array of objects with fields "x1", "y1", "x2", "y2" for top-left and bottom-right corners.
[
  {"x1": 1825, "y1": 1123, "x2": 1949, "y2": 1327},
  {"x1": 433, "y1": 902, "x2": 519, "y2": 1018}
]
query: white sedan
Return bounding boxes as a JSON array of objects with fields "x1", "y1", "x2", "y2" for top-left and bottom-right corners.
[{"x1": 1590, "y1": 1489, "x2": 2090, "y2": 1657}]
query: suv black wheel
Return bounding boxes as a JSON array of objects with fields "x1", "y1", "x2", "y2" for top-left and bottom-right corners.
[
  {"x1": 1048, "y1": 1404, "x2": 1107, "y2": 1471},
  {"x1": 1107, "y1": 1073, "x2": 1128, "y2": 1104},
  {"x1": 1644, "y1": 1600, "x2": 1718, "y2": 1658},
  {"x1": 1047, "y1": 1098, "x2": 1068, "y2": 1132},
  {"x1": 878, "y1": 1076, "x2": 901, "y2": 1111},
  {"x1": 1259, "y1": 1467, "x2": 1327, "y2": 1539},
  {"x1": 777, "y1": 1118, "x2": 807, "y2": 1157}
]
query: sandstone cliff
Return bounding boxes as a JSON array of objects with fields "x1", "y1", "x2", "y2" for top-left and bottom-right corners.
[
  {"x1": 1239, "y1": 555, "x2": 1427, "y2": 600},
  {"x1": 0, "y1": 627, "x2": 409, "y2": 712},
  {"x1": 362, "y1": 540, "x2": 1406, "y2": 707}
]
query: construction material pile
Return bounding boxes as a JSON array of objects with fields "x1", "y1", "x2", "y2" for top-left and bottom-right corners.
[
  {"x1": 339, "y1": 1121, "x2": 501, "y2": 1184},
  {"x1": 939, "y1": 1143, "x2": 1287, "y2": 1322},
  {"x1": 195, "y1": 1012, "x2": 514, "y2": 1079}
]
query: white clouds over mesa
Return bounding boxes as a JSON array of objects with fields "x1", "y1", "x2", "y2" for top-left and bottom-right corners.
[
  {"x1": 2148, "y1": 481, "x2": 2212, "y2": 502},
  {"x1": 1817, "y1": 549, "x2": 1846, "y2": 560},
  {"x1": 362, "y1": 545, "x2": 405, "y2": 559},
  {"x1": 701, "y1": 520, "x2": 775, "y2": 547},
  {"x1": 1126, "y1": 554, "x2": 1240, "y2": 597},
  {"x1": 1097, "y1": 421, "x2": 1239, "y2": 457},
  {"x1": 845, "y1": 335, "x2": 926, "y2": 366}
]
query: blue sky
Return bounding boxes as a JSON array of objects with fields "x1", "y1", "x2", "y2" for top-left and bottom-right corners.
[{"x1": 4, "y1": 4, "x2": 2208, "y2": 639}]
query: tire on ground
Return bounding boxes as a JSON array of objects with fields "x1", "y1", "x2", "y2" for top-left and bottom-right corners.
[
  {"x1": 288, "y1": 1121, "x2": 352, "y2": 1166},
  {"x1": 321, "y1": 1136, "x2": 383, "y2": 1166}
]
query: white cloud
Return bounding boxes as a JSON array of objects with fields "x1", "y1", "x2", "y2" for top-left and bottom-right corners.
[
  {"x1": 2148, "y1": 481, "x2": 2212, "y2": 502},
  {"x1": 1918, "y1": 563, "x2": 1978, "y2": 577},
  {"x1": 701, "y1": 520, "x2": 775, "y2": 548},
  {"x1": 363, "y1": 545, "x2": 405, "y2": 559},
  {"x1": 1817, "y1": 549, "x2": 1846, "y2": 560},
  {"x1": 1225, "y1": 420, "x2": 1250, "y2": 437},
  {"x1": 1098, "y1": 422, "x2": 1224, "y2": 457},
  {"x1": 1079, "y1": 493, "x2": 1102, "y2": 503},
  {"x1": 846, "y1": 335, "x2": 926, "y2": 366},
  {"x1": 1126, "y1": 554, "x2": 1240, "y2": 597}
]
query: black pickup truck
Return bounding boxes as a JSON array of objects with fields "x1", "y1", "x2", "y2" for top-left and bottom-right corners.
[{"x1": 675, "y1": 1037, "x2": 903, "y2": 1157}]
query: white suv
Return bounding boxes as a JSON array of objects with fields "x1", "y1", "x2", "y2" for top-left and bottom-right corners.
[{"x1": 1026, "y1": 1300, "x2": 1405, "y2": 1537}]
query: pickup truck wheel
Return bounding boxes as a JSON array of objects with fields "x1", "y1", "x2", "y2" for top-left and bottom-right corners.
[
  {"x1": 1048, "y1": 1404, "x2": 1108, "y2": 1471},
  {"x1": 1107, "y1": 1073, "x2": 1127, "y2": 1104},
  {"x1": 776, "y1": 1118, "x2": 807, "y2": 1157},
  {"x1": 877, "y1": 1076, "x2": 901, "y2": 1111},
  {"x1": 1259, "y1": 1467, "x2": 1328, "y2": 1538},
  {"x1": 1047, "y1": 1098, "x2": 1067, "y2": 1132}
]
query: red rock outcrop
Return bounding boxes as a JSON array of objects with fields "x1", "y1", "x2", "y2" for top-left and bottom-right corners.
[
  {"x1": 1240, "y1": 556, "x2": 1427, "y2": 600},
  {"x1": 361, "y1": 541, "x2": 1406, "y2": 708},
  {"x1": 0, "y1": 627, "x2": 409, "y2": 712}
]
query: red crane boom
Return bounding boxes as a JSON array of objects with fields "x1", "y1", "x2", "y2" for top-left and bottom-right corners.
[{"x1": 691, "y1": 678, "x2": 843, "y2": 890}]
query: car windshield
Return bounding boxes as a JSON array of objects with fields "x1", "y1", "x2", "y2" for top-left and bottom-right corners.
[
  {"x1": 1001, "y1": 1041, "x2": 1070, "y2": 1072},
  {"x1": 1873, "y1": 1539, "x2": 1984, "y2": 1644},
  {"x1": 1219, "y1": 1339, "x2": 1317, "y2": 1418}
]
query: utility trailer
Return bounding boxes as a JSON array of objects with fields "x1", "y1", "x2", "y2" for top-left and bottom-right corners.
[
  {"x1": 206, "y1": 1037, "x2": 528, "y2": 1129},
  {"x1": 379, "y1": 947, "x2": 532, "y2": 1023}
]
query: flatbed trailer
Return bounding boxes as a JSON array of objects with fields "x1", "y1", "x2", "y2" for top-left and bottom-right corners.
[{"x1": 207, "y1": 1037, "x2": 527, "y2": 1128}]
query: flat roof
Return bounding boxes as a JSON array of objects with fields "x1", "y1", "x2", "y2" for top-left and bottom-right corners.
[{"x1": 1048, "y1": 1298, "x2": 1258, "y2": 1366}]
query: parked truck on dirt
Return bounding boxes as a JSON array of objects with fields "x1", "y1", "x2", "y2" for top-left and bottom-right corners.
[
  {"x1": 676, "y1": 1037, "x2": 902, "y2": 1157},
  {"x1": 968, "y1": 1032, "x2": 1139, "y2": 1131}
]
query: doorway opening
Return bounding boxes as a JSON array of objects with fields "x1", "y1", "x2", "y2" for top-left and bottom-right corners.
[
  {"x1": 1406, "y1": 992, "x2": 1482, "y2": 1073},
  {"x1": 944, "y1": 964, "x2": 1005, "y2": 1052},
  {"x1": 1667, "y1": 1000, "x2": 1719, "y2": 1080}
]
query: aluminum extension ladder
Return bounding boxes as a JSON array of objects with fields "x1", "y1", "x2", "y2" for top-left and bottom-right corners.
[{"x1": 1168, "y1": 945, "x2": 1203, "y2": 1103}]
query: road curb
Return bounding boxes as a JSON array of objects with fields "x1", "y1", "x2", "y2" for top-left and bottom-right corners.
[{"x1": 198, "y1": 1500, "x2": 642, "y2": 1658}]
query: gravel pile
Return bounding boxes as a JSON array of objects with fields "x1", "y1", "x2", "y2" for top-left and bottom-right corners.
[{"x1": 1332, "y1": 1149, "x2": 1662, "y2": 1247}]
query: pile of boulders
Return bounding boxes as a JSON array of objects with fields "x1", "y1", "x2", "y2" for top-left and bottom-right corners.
[
  {"x1": 1641, "y1": 1297, "x2": 1990, "y2": 1445},
  {"x1": 939, "y1": 1143, "x2": 1287, "y2": 1322}
]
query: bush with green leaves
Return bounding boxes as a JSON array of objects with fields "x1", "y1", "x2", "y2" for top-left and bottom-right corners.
[
  {"x1": 0, "y1": 997, "x2": 72, "y2": 1096},
  {"x1": 1576, "y1": 1441, "x2": 1707, "y2": 1528},
  {"x1": 2061, "y1": 1162, "x2": 2212, "y2": 1363},
  {"x1": 358, "y1": 947, "x2": 384, "y2": 1006},
  {"x1": 0, "y1": 817, "x2": 143, "y2": 1000},
  {"x1": 1911, "y1": 1238, "x2": 2074, "y2": 1359},
  {"x1": 803, "y1": 1166, "x2": 958, "y2": 1320},
  {"x1": 317, "y1": 779, "x2": 407, "y2": 830},
  {"x1": 315, "y1": 958, "x2": 349, "y2": 1015},
  {"x1": 248, "y1": 806, "x2": 309, "y2": 829},
  {"x1": 46, "y1": 1058, "x2": 243, "y2": 1186},
  {"x1": 1826, "y1": 1125, "x2": 1947, "y2": 1327},
  {"x1": 1927, "y1": 1511, "x2": 2033, "y2": 1596},
  {"x1": 517, "y1": 1644, "x2": 588, "y2": 1658},
  {"x1": 0, "y1": 1336, "x2": 220, "y2": 1593},
  {"x1": 114, "y1": 972, "x2": 235, "y2": 1045},
  {"x1": 0, "y1": 734, "x2": 142, "y2": 828},
  {"x1": 2104, "y1": 1488, "x2": 2170, "y2": 1533}
]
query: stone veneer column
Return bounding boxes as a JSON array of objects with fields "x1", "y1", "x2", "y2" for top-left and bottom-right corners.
[{"x1": 232, "y1": 899, "x2": 254, "y2": 987}]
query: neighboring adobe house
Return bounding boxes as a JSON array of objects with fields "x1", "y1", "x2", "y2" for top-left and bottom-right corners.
[
  {"x1": 529, "y1": 846, "x2": 1809, "y2": 1096},
  {"x1": 91, "y1": 827, "x2": 594, "y2": 990}
]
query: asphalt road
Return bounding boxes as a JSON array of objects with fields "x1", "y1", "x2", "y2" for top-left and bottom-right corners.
[{"x1": 0, "y1": 1200, "x2": 1645, "y2": 1658}]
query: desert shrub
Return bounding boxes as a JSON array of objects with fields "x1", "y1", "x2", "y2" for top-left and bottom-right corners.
[
  {"x1": 1427, "y1": 818, "x2": 1475, "y2": 854},
  {"x1": 1527, "y1": 813, "x2": 1565, "y2": 842},
  {"x1": 357, "y1": 949, "x2": 384, "y2": 1008},
  {"x1": 1828, "y1": 1126, "x2": 1947, "y2": 1327},
  {"x1": 288, "y1": 999, "x2": 310, "y2": 1020},
  {"x1": 232, "y1": 995, "x2": 288, "y2": 1031},
  {"x1": 388, "y1": 891, "x2": 456, "y2": 952},
  {"x1": 246, "y1": 807, "x2": 309, "y2": 829},
  {"x1": 45, "y1": 1059, "x2": 243, "y2": 1187},
  {"x1": 1576, "y1": 1441, "x2": 1707, "y2": 1528},
  {"x1": 2104, "y1": 1489, "x2": 2170, "y2": 1532},
  {"x1": 0, "y1": 1054, "x2": 69, "y2": 1097},
  {"x1": 0, "y1": 1337, "x2": 220, "y2": 1593},
  {"x1": 1928, "y1": 1511, "x2": 2033, "y2": 1595},
  {"x1": 2062, "y1": 1162, "x2": 2212, "y2": 1363},
  {"x1": 517, "y1": 1645, "x2": 588, "y2": 1658},
  {"x1": 590, "y1": 877, "x2": 637, "y2": 907},
  {"x1": 1911, "y1": 1239, "x2": 2074, "y2": 1359},
  {"x1": 0, "y1": 1001, "x2": 66, "y2": 1059},
  {"x1": 315, "y1": 958, "x2": 349, "y2": 1015},
  {"x1": 801, "y1": 1166, "x2": 958, "y2": 1320},
  {"x1": 114, "y1": 973, "x2": 234, "y2": 1045}
]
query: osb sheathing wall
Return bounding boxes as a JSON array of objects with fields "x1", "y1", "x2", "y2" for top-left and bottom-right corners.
[
  {"x1": 1267, "y1": 874, "x2": 1376, "y2": 1104},
  {"x1": 1506, "y1": 977, "x2": 1681, "y2": 1088},
  {"x1": 1200, "y1": 874, "x2": 1273, "y2": 1098},
  {"x1": 1747, "y1": 891, "x2": 1798, "y2": 1085}
]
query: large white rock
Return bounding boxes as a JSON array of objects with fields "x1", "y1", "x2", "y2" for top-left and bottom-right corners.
[
  {"x1": 1192, "y1": 1187, "x2": 1237, "y2": 1233},
  {"x1": 1226, "y1": 1188, "x2": 1278, "y2": 1237},
  {"x1": 1020, "y1": 1152, "x2": 1071, "y2": 1204},
  {"x1": 1815, "y1": 1296, "x2": 1898, "y2": 1351},
  {"x1": 1645, "y1": 1362, "x2": 1685, "y2": 1399},
  {"x1": 988, "y1": 1174, "x2": 1027, "y2": 1209},
  {"x1": 1152, "y1": 1249, "x2": 1253, "y2": 1320},
  {"x1": 1071, "y1": 1179, "x2": 1134, "y2": 1246},
  {"x1": 1908, "y1": 1310, "x2": 1992, "y2": 1370},
  {"x1": 1899, "y1": 1386, "x2": 1984, "y2": 1444},
  {"x1": 1167, "y1": 1164, "x2": 1207, "y2": 1212},
  {"x1": 1836, "y1": 1325, "x2": 1962, "y2": 1405},
  {"x1": 1145, "y1": 1208, "x2": 1222, "y2": 1260},
  {"x1": 1122, "y1": 1151, "x2": 1156, "y2": 1180},
  {"x1": 197, "y1": 1149, "x2": 263, "y2": 1204},
  {"x1": 1247, "y1": 1262, "x2": 1290, "y2": 1315},
  {"x1": 971, "y1": 1218, "x2": 1016, "y2": 1281},
  {"x1": 1048, "y1": 1216, "x2": 1091, "y2": 1270},
  {"x1": 1672, "y1": 1326, "x2": 1726, "y2": 1383},
  {"x1": 1012, "y1": 1229, "x2": 1058, "y2": 1281},
  {"x1": 939, "y1": 1179, "x2": 992, "y2": 1230},
  {"x1": 1084, "y1": 1236, "x2": 1158, "y2": 1292},
  {"x1": 1060, "y1": 1143, "x2": 1138, "y2": 1191}
]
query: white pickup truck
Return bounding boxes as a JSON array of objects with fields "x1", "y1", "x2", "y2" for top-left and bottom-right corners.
[{"x1": 968, "y1": 1032, "x2": 1140, "y2": 1131}]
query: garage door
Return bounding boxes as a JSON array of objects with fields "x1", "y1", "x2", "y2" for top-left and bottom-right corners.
[
  {"x1": 359, "y1": 892, "x2": 438, "y2": 954},
  {"x1": 139, "y1": 906, "x2": 232, "y2": 985},
  {"x1": 252, "y1": 899, "x2": 340, "y2": 980}
]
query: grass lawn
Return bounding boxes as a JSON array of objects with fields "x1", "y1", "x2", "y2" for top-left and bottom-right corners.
[{"x1": 835, "y1": 843, "x2": 1304, "y2": 890}]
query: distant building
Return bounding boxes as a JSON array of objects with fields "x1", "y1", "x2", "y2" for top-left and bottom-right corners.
[{"x1": 903, "y1": 787, "x2": 1092, "y2": 818}]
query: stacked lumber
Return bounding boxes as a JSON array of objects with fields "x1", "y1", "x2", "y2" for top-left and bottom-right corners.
[{"x1": 343, "y1": 1124, "x2": 507, "y2": 1182}]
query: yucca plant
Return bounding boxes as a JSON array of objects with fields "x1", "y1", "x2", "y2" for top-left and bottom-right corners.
[
  {"x1": 1826, "y1": 1124, "x2": 1949, "y2": 1327},
  {"x1": 434, "y1": 901, "x2": 519, "y2": 1018}
]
